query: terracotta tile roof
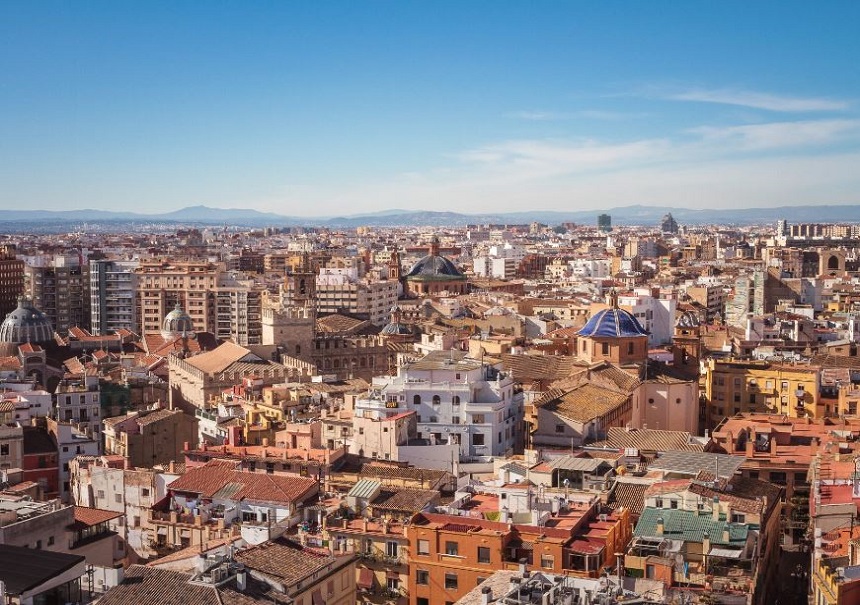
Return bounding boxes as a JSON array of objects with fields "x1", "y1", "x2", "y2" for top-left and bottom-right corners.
[
  {"x1": 0, "y1": 356, "x2": 21, "y2": 370},
  {"x1": 182, "y1": 342, "x2": 258, "y2": 374},
  {"x1": 500, "y1": 354, "x2": 581, "y2": 384},
  {"x1": 371, "y1": 487, "x2": 439, "y2": 512},
  {"x1": 544, "y1": 383, "x2": 629, "y2": 423},
  {"x1": 607, "y1": 480, "x2": 648, "y2": 518},
  {"x1": 96, "y1": 565, "x2": 220, "y2": 605},
  {"x1": 167, "y1": 461, "x2": 317, "y2": 504},
  {"x1": 316, "y1": 313, "x2": 370, "y2": 334},
  {"x1": 591, "y1": 427, "x2": 705, "y2": 453},
  {"x1": 234, "y1": 536, "x2": 342, "y2": 587},
  {"x1": 72, "y1": 506, "x2": 123, "y2": 527}
]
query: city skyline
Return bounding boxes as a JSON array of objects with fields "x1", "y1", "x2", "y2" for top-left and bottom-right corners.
[{"x1": 2, "y1": 1, "x2": 859, "y2": 216}]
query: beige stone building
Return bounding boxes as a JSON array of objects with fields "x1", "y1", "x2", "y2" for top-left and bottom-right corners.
[{"x1": 103, "y1": 406, "x2": 198, "y2": 467}]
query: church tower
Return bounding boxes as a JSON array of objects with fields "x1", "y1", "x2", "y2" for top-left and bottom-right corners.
[
  {"x1": 261, "y1": 252, "x2": 317, "y2": 361},
  {"x1": 672, "y1": 310, "x2": 702, "y2": 371}
]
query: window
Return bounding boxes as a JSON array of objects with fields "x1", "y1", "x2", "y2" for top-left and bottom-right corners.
[
  {"x1": 555, "y1": 424, "x2": 565, "y2": 434},
  {"x1": 115, "y1": 493, "x2": 122, "y2": 503},
  {"x1": 478, "y1": 546, "x2": 491, "y2": 564},
  {"x1": 601, "y1": 342, "x2": 609, "y2": 355},
  {"x1": 472, "y1": 414, "x2": 485, "y2": 424},
  {"x1": 418, "y1": 599, "x2": 429, "y2": 605},
  {"x1": 452, "y1": 417, "x2": 460, "y2": 425},
  {"x1": 0, "y1": 445, "x2": 8, "y2": 456},
  {"x1": 413, "y1": 395, "x2": 421, "y2": 405},
  {"x1": 444, "y1": 573, "x2": 458, "y2": 590},
  {"x1": 471, "y1": 434, "x2": 485, "y2": 447},
  {"x1": 433, "y1": 395, "x2": 441, "y2": 405},
  {"x1": 445, "y1": 541, "x2": 459, "y2": 556},
  {"x1": 654, "y1": 498, "x2": 663, "y2": 508},
  {"x1": 386, "y1": 541, "x2": 398, "y2": 558},
  {"x1": 731, "y1": 512, "x2": 746, "y2": 524},
  {"x1": 36, "y1": 540, "x2": 42, "y2": 549},
  {"x1": 541, "y1": 554, "x2": 554, "y2": 569},
  {"x1": 417, "y1": 539, "x2": 430, "y2": 555},
  {"x1": 627, "y1": 342, "x2": 634, "y2": 355},
  {"x1": 47, "y1": 535, "x2": 54, "y2": 546},
  {"x1": 416, "y1": 570, "x2": 429, "y2": 585},
  {"x1": 770, "y1": 472, "x2": 787, "y2": 485},
  {"x1": 141, "y1": 488, "x2": 150, "y2": 497},
  {"x1": 97, "y1": 490, "x2": 105, "y2": 499},
  {"x1": 452, "y1": 396, "x2": 460, "y2": 405},
  {"x1": 670, "y1": 500, "x2": 678, "y2": 509}
]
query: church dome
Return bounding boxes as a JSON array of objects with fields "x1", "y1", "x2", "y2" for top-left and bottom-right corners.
[
  {"x1": 577, "y1": 307, "x2": 648, "y2": 338},
  {"x1": 162, "y1": 303, "x2": 194, "y2": 338},
  {"x1": 0, "y1": 296, "x2": 54, "y2": 344},
  {"x1": 676, "y1": 310, "x2": 701, "y2": 329},
  {"x1": 406, "y1": 255, "x2": 465, "y2": 280}
]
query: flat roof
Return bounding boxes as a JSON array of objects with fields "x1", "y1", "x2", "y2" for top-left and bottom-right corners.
[{"x1": 0, "y1": 544, "x2": 85, "y2": 595}]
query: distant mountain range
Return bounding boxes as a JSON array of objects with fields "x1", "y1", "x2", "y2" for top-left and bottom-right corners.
[{"x1": 1, "y1": 203, "x2": 859, "y2": 229}]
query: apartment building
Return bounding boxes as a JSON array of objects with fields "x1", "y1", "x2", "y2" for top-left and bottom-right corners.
[
  {"x1": 89, "y1": 259, "x2": 138, "y2": 335},
  {"x1": 316, "y1": 266, "x2": 399, "y2": 326},
  {"x1": 0, "y1": 244, "x2": 24, "y2": 319},
  {"x1": 134, "y1": 259, "x2": 222, "y2": 335},
  {"x1": 25, "y1": 256, "x2": 89, "y2": 334},
  {"x1": 355, "y1": 350, "x2": 521, "y2": 461},
  {"x1": 703, "y1": 358, "x2": 821, "y2": 429}
]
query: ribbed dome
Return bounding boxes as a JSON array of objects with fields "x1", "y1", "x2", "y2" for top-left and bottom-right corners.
[
  {"x1": 162, "y1": 303, "x2": 194, "y2": 338},
  {"x1": 405, "y1": 255, "x2": 465, "y2": 279},
  {"x1": 676, "y1": 310, "x2": 701, "y2": 329},
  {"x1": 577, "y1": 308, "x2": 647, "y2": 338},
  {"x1": 381, "y1": 321, "x2": 413, "y2": 336},
  {"x1": 0, "y1": 296, "x2": 53, "y2": 344}
]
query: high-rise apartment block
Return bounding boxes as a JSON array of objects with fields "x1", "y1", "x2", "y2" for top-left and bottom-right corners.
[
  {"x1": 134, "y1": 259, "x2": 221, "y2": 334},
  {"x1": 0, "y1": 244, "x2": 24, "y2": 319},
  {"x1": 25, "y1": 255, "x2": 90, "y2": 335},
  {"x1": 89, "y1": 259, "x2": 138, "y2": 335}
]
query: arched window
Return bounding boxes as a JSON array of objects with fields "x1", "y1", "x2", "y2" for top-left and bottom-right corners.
[
  {"x1": 295, "y1": 344, "x2": 301, "y2": 356},
  {"x1": 452, "y1": 396, "x2": 460, "y2": 405},
  {"x1": 413, "y1": 395, "x2": 421, "y2": 405},
  {"x1": 432, "y1": 395, "x2": 441, "y2": 405},
  {"x1": 333, "y1": 359, "x2": 340, "y2": 369}
]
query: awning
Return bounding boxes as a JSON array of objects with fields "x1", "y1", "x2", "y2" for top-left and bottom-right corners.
[
  {"x1": 386, "y1": 571, "x2": 400, "y2": 580},
  {"x1": 180, "y1": 529, "x2": 192, "y2": 538},
  {"x1": 709, "y1": 547, "x2": 743, "y2": 559},
  {"x1": 156, "y1": 527, "x2": 167, "y2": 536},
  {"x1": 357, "y1": 568, "x2": 374, "y2": 589}
]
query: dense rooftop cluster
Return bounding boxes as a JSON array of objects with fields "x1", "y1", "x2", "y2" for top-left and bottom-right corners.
[{"x1": 2, "y1": 216, "x2": 860, "y2": 604}]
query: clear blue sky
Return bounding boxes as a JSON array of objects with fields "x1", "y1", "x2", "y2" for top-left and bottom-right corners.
[{"x1": 1, "y1": 1, "x2": 859, "y2": 216}]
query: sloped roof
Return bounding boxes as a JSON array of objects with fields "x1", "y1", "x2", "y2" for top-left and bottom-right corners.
[
  {"x1": 648, "y1": 451, "x2": 745, "y2": 479},
  {"x1": 634, "y1": 507, "x2": 749, "y2": 546},
  {"x1": 183, "y1": 342, "x2": 260, "y2": 374},
  {"x1": 167, "y1": 461, "x2": 316, "y2": 504},
  {"x1": 544, "y1": 383, "x2": 629, "y2": 423},
  {"x1": 234, "y1": 536, "x2": 345, "y2": 587},
  {"x1": 0, "y1": 545, "x2": 85, "y2": 596},
  {"x1": 591, "y1": 427, "x2": 705, "y2": 453}
]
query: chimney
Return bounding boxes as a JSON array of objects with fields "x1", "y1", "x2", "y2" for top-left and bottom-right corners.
[
  {"x1": 722, "y1": 528, "x2": 730, "y2": 544},
  {"x1": 183, "y1": 441, "x2": 190, "y2": 452},
  {"x1": 262, "y1": 438, "x2": 269, "y2": 447},
  {"x1": 744, "y1": 430, "x2": 754, "y2": 458},
  {"x1": 770, "y1": 434, "x2": 778, "y2": 455},
  {"x1": 236, "y1": 568, "x2": 247, "y2": 591},
  {"x1": 510, "y1": 577, "x2": 521, "y2": 594},
  {"x1": 703, "y1": 531, "x2": 711, "y2": 557},
  {"x1": 712, "y1": 496, "x2": 721, "y2": 521},
  {"x1": 481, "y1": 586, "x2": 492, "y2": 605},
  {"x1": 656, "y1": 517, "x2": 664, "y2": 536},
  {"x1": 169, "y1": 461, "x2": 175, "y2": 474}
]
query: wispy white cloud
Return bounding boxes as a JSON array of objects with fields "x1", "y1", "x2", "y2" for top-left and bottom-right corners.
[
  {"x1": 264, "y1": 116, "x2": 860, "y2": 215},
  {"x1": 508, "y1": 109, "x2": 647, "y2": 121},
  {"x1": 666, "y1": 88, "x2": 849, "y2": 112},
  {"x1": 688, "y1": 119, "x2": 860, "y2": 150},
  {"x1": 507, "y1": 110, "x2": 569, "y2": 121}
]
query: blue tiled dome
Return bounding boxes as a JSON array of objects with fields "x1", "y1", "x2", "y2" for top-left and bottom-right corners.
[{"x1": 577, "y1": 308, "x2": 648, "y2": 338}]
